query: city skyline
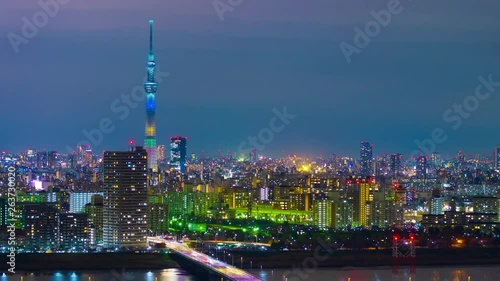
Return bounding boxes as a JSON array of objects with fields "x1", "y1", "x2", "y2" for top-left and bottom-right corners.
[{"x1": 2, "y1": 1, "x2": 500, "y2": 279}]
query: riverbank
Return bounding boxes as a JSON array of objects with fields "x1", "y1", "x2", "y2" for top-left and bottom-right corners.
[
  {"x1": 231, "y1": 247, "x2": 500, "y2": 269},
  {"x1": 1, "y1": 247, "x2": 499, "y2": 271},
  {"x1": 0, "y1": 253, "x2": 178, "y2": 271}
]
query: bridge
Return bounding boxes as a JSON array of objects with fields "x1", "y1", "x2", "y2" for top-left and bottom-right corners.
[{"x1": 148, "y1": 237, "x2": 262, "y2": 281}]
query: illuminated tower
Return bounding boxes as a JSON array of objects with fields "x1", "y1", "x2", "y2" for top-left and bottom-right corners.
[{"x1": 144, "y1": 20, "x2": 159, "y2": 172}]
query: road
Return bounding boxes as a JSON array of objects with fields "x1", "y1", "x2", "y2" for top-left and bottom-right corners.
[{"x1": 148, "y1": 237, "x2": 262, "y2": 281}]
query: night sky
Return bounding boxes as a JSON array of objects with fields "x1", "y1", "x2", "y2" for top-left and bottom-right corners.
[{"x1": 1, "y1": 0, "x2": 500, "y2": 158}]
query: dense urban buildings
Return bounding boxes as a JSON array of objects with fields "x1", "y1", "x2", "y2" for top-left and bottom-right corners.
[
  {"x1": 0, "y1": 23, "x2": 498, "y2": 258},
  {"x1": 1, "y1": 140, "x2": 500, "y2": 253}
]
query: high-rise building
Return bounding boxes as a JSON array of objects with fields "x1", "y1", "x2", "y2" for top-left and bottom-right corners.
[
  {"x1": 334, "y1": 199, "x2": 353, "y2": 230},
  {"x1": 360, "y1": 142, "x2": 373, "y2": 176},
  {"x1": 59, "y1": 213, "x2": 88, "y2": 252},
  {"x1": 347, "y1": 182, "x2": 375, "y2": 227},
  {"x1": 148, "y1": 200, "x2": 169, "y2": 235},
  {"x1": 416, "y1": 156, "x2": 427, "y2": 178},
  {"x1": 22, "y1": 203, "x2": 60, "y2": 251},
  {"x1": 144, "y1": 20, "x2": 159, "y2": 173},
  {"x1": 394, "y1": 185, "x2": 406, "y2": 229},
  {"x1": 390, "y1": 154, "x2": 403, "y2": 176},
  {"x1": 494, "y1": 147, "x2": 500, "y2": 170},
  {"x1": 157, "y1": 145, "x2": 166, "y2": 164},
  {"x1": 170, "y1": 136, "x2": 187, "y2": 174},
  {"x1": 47, "y1": 151, "x2": 57, "y2": 168},
  {"x1": 313, "y1": 197, "x2": 336, "y2": 229},
  {"x1": 36, "y1": 151, "x2": 48, "y2": 168},
  {"x1": 430, "y1": 197, "x2": 443, "y2": 215},
  {"x1": 370, "y1": 196, "x2": 396, "y2": 229},
  {"x1": 165, "y1": 191, "x2": 196, "y2": 217},
  {"x1": 103, "y1": 146, "x2": 148, "y2": 249},
  {"x1": 85, "y1": 195, "x2": 104, "y2": 247},
  {"x1": 457, "y1": 151, "x2": 466, "y2": 167},
  {"x1": 0, "y1": 198, "x2": 7, "y2": 226},
  {"x1": 430, "y1": 152, "x2": 441, "y2": 168},
  {"x1": 70, "y1": 192, "x2": 102, "y2": 213}
]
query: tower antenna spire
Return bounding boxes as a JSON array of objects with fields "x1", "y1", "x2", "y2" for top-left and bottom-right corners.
[{"x1": 149, "y1": 19, "x2": 154, "y2": 55}]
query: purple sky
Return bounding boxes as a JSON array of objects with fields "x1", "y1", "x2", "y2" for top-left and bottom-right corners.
[{"x1": 1, "y1": 0, "x2": 500, "y2": 158}]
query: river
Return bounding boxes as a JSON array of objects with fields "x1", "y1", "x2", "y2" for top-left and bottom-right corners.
[{"x1": 2, "y1": 266, "x2": 499, "y2": 281}]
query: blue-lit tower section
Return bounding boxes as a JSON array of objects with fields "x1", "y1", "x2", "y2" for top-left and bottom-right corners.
[{"x1": 144, "y1": 20, "x2": 158, "y2": 172}]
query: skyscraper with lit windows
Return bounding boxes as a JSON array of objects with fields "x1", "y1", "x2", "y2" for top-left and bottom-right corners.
[
  {"x1": 144, "y1": 20, "x2": 159, "y2": 172},
  {"x1": 103, "y1": 147, "x2": 148, "y2": 249},
  {"x1": 494, "y1": 146, "x2": 500, "y2": 170},
  {"x1": 416, "y1": 156, "x2": 427, "y2": 178},
  {"x1": 360, "y1": 142, "x2": 373, "y2": 176},
  {"x1": 170, "y1": 136, "x2": 187, "y2": 174},
  {"x1": 390, "y1": 154, "x2": 403, "y2": 176}
]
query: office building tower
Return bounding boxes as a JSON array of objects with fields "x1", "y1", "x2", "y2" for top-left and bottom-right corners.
[
  {"x1": 144, "y1": 20, "x2": 159, "y2": 173},
  {"x1": 170, "y1": 136, "x2": 187, "y2": 174},
  {"x1": 360, "y1": 142, "x2": 373, "y2": 176},
  {"x1": 103, "y1": 147, "x2": 148, "y2": 249}
]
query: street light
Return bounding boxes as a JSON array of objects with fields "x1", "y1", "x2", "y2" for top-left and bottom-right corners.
[{"x1": 241, "y1": 257, "x2": 243, "y2": 268}]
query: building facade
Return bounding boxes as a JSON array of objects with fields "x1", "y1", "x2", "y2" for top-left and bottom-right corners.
[{"x1": 103, "y1": 147, "x2": 148, "y2": 249}]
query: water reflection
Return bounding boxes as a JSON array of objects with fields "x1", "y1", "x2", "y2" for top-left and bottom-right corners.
[{"x1": 1, "y1": 266, "x2": 498, "y2": 281}]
